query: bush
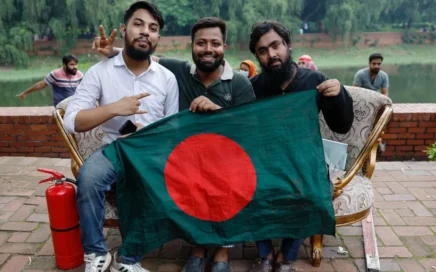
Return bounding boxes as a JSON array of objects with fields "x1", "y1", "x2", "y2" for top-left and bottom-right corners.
[
  {"x1": 425, "y1": 143, "x2": 436, "y2": 161},
  {"x1": 369, "y1": 38, "x2": 379, "y2": 48},
  {"x1": 352, "y1": 36, "x2": 362, "y2": 46},
  {"x1": 310, "y1": 37, "x2": 321, "y2": 48}
]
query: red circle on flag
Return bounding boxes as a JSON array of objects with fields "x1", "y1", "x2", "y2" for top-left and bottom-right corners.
[{"x1": 164, "y1": 133, "x2": 257, "y2": 222}]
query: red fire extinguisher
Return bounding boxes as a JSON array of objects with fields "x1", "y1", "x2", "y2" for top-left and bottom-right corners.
[{"x1": 38, "y1": 168, "x2": 84, "y2": 270}]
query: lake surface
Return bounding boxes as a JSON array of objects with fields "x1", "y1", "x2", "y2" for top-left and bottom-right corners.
[{"x1": 1, "y1": 63, "x2": 435, "y2": 107}]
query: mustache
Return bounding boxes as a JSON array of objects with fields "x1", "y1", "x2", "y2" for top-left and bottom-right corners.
[
  {"x1": 198, "y1": 52, "x2": 217, "y2": 58},
  {"x1": 134, "y1": 37, "x2": 152, "y2": 46},
  {"x1": 268, "y1": 57, "x2": 282, "y2": 66}
]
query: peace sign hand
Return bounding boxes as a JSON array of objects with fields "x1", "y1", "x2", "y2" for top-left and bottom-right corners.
[{"x1": 92, "y1": 25, "x2": 117, "y2": 57}]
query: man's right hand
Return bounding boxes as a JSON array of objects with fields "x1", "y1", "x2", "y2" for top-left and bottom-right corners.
[
  {"x1": 113, "y1": 92, "x2": 151, "y2": 116},
  {"x1": 92, "y1": 25, "x2": 117, "y2": 57},
  {"x1": 16, "y1": 93, "x2": 27, "y2": 100}
]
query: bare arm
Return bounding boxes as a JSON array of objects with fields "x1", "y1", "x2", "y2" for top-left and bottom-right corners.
[
  {"x1": 381, "y1": 75, "x2": 389, "y2": 96},
  {"x1": 17, "y1": 80, "x2": 48, "y2": 99},
  {"x1": 63, "y1": 66, "x2": 149, "y2": 134},
  {"x1": 74, "y1": 93, "x2": 150, "y2": 132},
  {"x1": 74, "y1": 104, "x2": 117, "y2": 132}
]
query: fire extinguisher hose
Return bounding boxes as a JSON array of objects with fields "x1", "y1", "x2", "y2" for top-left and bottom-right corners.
[{"x1": 50, "y1": 223, "x2": 81, "y2": 232}]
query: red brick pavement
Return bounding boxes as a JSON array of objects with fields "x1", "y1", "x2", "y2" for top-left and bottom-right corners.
[{"x1": 1, "y1": 157, "x2": 436, "y2": 271}]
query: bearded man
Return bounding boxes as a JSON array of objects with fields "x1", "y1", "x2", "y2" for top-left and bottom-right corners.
[
  {"x1": 353, "y1": 53, "x2": 389, "y2": 96},
  {"x1": 247, "y1": 20, "x2": 354, "y2": 272},
  {"x1": 17, "y1": 54, "x2": 83, "y2": 106},
  {"x1": 63, "y1": 2, "x2": 179, "y2": 271}
]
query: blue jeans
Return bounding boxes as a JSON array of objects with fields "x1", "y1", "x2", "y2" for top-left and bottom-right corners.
[
  {"x1": 256, "y1": 239, "x2": 303, "y2": 261},
  {"x1": 76, "y1": 148, "x2": 142, "y2": 264}
]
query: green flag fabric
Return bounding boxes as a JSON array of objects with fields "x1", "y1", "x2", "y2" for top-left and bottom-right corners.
[{"x1": 103, "y1": 89, "x2": 335, "y2": 256}]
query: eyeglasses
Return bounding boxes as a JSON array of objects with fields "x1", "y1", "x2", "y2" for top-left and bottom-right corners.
[{"x1": 298, "y1": 62, "x2": 305, "y2": 65}]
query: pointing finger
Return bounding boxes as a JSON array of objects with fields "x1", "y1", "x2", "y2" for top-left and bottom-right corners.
[
  {"x1": 136, "y1": 110, "x2": 148, "y2": 114},
  {"x1": 133, "y1": 92, "x2": 151, "y2": 100}
]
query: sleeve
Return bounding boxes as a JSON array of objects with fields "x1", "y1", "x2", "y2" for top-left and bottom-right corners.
[
  {"x1": 63, "y1": 67, "x2": 102, "y2": 134},
  {"x1": 382, "y1": 73, "x2": 389, "y2": 88},
  {"x1": 44, "y1": 71, "x2": 55, "y2": 86},
  {"x1": 232, "y1": 74, "x2": 256, "y2": 106},
  {"x1": 164, "y1": 73, "x2": 180, "y2": 116},
  {"x1": 158, "y1": 58, "x2": 190, "y2": 76},
  {"x1": 318, "y1": 74, "x2": 354, "y2": 134},
  {"x1": 353, "y1": 71, "x2": 362, "y2": 86}
]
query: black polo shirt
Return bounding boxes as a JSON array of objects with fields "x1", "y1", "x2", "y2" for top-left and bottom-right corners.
[{"x1": 159, "y1": 58, "x2": 255, "y2": 111}]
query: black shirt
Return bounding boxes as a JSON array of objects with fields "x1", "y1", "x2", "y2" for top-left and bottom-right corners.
[
  {"x1": 250, "y1": 65, "x2": 354, "y2": 134},
  {"x1": 159, "y1": 58, "x2": 255, "y2": 111}
]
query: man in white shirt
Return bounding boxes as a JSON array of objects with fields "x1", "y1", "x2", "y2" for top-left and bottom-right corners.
[{"x1": 63, "y1": 2, "x2": 178, "y2": 272}]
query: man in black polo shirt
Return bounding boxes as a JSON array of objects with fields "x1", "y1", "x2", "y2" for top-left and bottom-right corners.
[
  {"x1": 247, "y1": 21, "x2": 354, "y2": 272},
  {"x1": 95, "y1": 17, "x2": 255, "y2": 272},
  {"x1": 159, "y1": 17, "x2": 255, "y2": 272}
]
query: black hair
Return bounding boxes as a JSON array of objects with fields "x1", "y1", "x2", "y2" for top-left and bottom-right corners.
[
  {"x1": 249, "y1": 21, "x2": 291, "y2": 54},
  {"x1": 369, "y1": 53, "x2": 383, "y2": 62},
  {"x1": 124, "y1": 1, "x2": 164, "y2": 30},
  {"x1": 191, "y1": 17, "x2": 227, "y2": 43},
  {"x1": 62, "y1": 54, "x2": 78, "y2": 65}
]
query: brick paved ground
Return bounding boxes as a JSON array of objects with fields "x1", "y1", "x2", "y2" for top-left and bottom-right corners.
[{"x1": 1, "y1": 157, "x2": 436, "y2": 271}]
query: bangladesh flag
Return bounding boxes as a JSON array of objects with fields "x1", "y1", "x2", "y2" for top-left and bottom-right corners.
[{"x1": 103, "y1": 89, "x2": 335, "y2": 256}]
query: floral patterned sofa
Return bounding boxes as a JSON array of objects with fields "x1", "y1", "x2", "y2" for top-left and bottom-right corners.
[
  {"x1": 312, "y1": 86, "x2": 392, "y2": 266},
  {"x1": 54, "y1": 86, "x2": 393, "y2": 248}
]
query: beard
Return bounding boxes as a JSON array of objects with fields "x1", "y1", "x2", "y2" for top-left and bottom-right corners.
[
  {"x1": 370, "y1": 68, "x2": 380, "y2": 74},
  {"x1": 124, "y1": 32, "x2": 156, "y2": 61},
  {"x1": 260, "y1": 53, "x2": 294, "y2": 85},
  {"x1": 65, "y1": 67, "x2": 77, "y2": 75},
  {"x1": 192, "y1": 51, "x2": 224, "y2": 73}
]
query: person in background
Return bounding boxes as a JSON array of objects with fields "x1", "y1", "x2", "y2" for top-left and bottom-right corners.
[
  {"x1": 239, "y1": 60, "x2": 258, "y2": 78},
  {"x1": 353, "y1": 53, "x2": 389, "y2": 96},
  {"x1": 353, "y1": 53, "x2": 389, "y2": 153},
  {"x1": 16, "y1": 54, "x2": 83, "y2": 106},
  {"x1": 297, "y1": 55, "x2": 317, "y2": 71}
]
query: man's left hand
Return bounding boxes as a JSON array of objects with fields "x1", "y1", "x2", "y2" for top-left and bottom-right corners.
[
  {"x1": 189, "y1": 96, "x2": 222, "y2": 112},
  {"x1": 317, "y1": 79, "x2": 341, "y2": 97}
]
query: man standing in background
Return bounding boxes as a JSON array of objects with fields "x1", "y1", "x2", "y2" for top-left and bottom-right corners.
[
  {"x1": 353, "y1": 53, "x2": 389, "y2": 96},
  {"x1": 16, "y1": 54, "x2": 83, "y2": 106}
]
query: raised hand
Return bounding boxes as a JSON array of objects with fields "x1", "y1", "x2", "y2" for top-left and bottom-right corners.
[
  {"x1": 113, "y1": 92, "x2": 151, "y2": 116},
  {"x1": 92, "y1": 25, "x2": 117, "y2": 57}
]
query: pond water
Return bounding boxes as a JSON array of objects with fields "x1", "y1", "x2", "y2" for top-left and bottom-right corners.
[{"x1": 1, "y1": 63, "x2": 435, "y2": 107}]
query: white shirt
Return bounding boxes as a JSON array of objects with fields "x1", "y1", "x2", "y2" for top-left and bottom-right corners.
[{"x1": 64, "y1": 52, "x2": 179, "y2": 145}]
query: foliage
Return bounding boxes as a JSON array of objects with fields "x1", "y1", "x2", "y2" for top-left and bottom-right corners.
[
  {"x1": 425, "y1": 143, "x2": 436, "y2": 161},
  {"x1": 0, "y1": 0, "x2": 435, "y2": 67}
]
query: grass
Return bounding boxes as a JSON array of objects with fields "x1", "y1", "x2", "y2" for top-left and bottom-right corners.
[{"x1": 1, "y1": 44, "x2": 436, "y2": 81}]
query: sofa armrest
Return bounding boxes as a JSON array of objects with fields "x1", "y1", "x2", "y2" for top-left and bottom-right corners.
[{"x1": 53, "y1": 109, "x2": 84, "y2": 178}]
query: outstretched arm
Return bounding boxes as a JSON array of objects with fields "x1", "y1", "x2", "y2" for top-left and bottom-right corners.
[{"x1": 16, "y1": 80, "x2": 48, "y2": 100}]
